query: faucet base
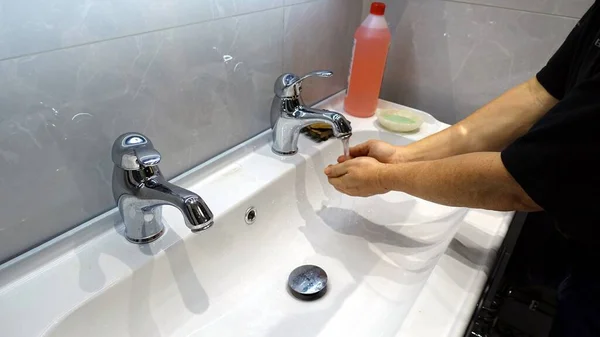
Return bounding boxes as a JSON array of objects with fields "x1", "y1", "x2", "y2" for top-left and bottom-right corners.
[
  {"x1": 272, "y1": 148, "x2": 298, "y2": 156},
  {"x1": 126, "y1": 227, "x2": 165, "y2": 244}
]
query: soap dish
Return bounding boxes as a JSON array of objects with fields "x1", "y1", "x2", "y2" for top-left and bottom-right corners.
[{"x1": 376, "y1": 108, "x2": 423, "y2": 132}]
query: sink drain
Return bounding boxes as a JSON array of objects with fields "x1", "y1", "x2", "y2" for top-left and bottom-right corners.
[
  {"x1": 245, "y1": 207, "x2": 257, "y2": 225},
  {"x1": 287, "y1": 265, "x2": 328, "y2": 301}
]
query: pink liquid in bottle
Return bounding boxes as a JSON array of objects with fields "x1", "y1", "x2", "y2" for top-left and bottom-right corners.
[{"x1": 344, "y1": 2, "x2": 392, "y2": 118}]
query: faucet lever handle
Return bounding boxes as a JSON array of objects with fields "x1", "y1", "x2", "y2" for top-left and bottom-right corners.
[
  {"x1": 295, "y1": 70, "x2": 333, "y2": 85},
  {"x1": 112, "y1": 133, "x2": 161, "y2": 170},
  {"x1": 274, "y1": 70, "x2": 333, "y2": 98}
]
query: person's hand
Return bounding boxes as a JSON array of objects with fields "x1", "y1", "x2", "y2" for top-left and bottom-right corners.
[
  {"x1": 324, "y1": 157, "x2": 390, "y2": 197},
  {"x1": 337, "y1": 140, "x2": 407, "y2": 164}
]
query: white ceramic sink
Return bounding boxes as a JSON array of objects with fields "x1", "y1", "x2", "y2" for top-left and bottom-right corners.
[{"x1": 0, "y1": 94, "x2": 473, "y2": 337}]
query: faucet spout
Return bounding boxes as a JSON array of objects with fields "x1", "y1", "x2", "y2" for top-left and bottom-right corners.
[
  {"x1": 297, "y1": 106, "x2": 352, "y2": 137},
  {"x1": 140, "y1": 175, "x2": 214, "y2": 232}
]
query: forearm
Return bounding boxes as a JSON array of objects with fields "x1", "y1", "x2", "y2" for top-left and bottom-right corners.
[
  {"x1": 381, "y1": 152, "x2": 541, "y2": 212},
  {"x1": 401, "y1": 77, "x2": 558, "y2": 162}
]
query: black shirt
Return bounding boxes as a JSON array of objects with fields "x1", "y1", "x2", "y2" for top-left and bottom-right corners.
[{"x1": 501, "y1": 1, "x2": 600, "y2": 248}]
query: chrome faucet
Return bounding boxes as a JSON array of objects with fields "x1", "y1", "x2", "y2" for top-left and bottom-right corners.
[
  {"x1": 111, "y1": 133, "x2": 214, "y2": 244},
  {"x1": 270, "y1": 70, "x2": 352, "y2": 155}
]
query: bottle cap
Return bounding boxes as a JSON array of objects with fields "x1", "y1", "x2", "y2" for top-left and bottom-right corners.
[{"x1": 370, "y1": 2, "x2": 386, "y2": 16}]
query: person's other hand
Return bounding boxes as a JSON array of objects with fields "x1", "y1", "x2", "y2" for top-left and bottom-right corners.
[
  {"x1": 324, "y1": 157, "x2": 390, "y2": 197},
  {"x1": 337, "y1": 140, "x2": 407, "y2": 164}
]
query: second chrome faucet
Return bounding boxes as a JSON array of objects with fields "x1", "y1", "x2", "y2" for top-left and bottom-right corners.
[{"x1": 270, "y1": 70, "x2": 352, "y2": 155}]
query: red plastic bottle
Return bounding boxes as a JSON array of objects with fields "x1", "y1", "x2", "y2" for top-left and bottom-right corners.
[{"x1": 344, "y1": 2, "x2": 392, "y2": 118}]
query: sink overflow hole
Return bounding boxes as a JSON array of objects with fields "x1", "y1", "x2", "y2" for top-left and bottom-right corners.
[{"x1": 245, "y1": 207, "x2": 257, "y2": 225}]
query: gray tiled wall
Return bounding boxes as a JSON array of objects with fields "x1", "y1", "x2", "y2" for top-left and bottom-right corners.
[
  {"x1": 0, "y1": 0, "x2": 362, "y2": 264},
  {"x1": 365, "y1": 0, "x2": 592, "y2": 123}
]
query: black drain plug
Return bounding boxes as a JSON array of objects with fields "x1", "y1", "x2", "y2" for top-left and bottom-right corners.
[{"x1": 287, "y1": 265, "x2": 328, "y2": 301}]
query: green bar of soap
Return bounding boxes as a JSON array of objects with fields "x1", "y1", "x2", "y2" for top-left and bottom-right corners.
[{"x1": 383, "y1": 115, "x2": 415, "y2": 124}]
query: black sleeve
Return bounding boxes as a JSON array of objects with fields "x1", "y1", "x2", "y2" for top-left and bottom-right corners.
[
  {"x1": 536, "y1": 3, "x2": 597, "y2": 99},
  {"x1": 501, "y1": 77, "x2": 600, "y2": 240}
]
